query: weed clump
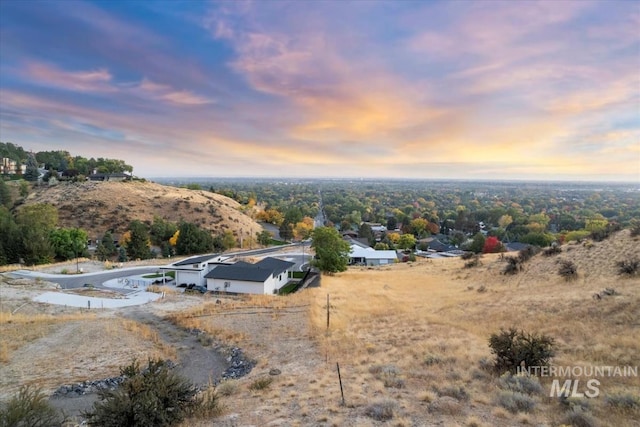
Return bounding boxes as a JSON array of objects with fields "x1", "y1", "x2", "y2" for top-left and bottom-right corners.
[
  {"x1": 0, "y1": 385, "x2": 62, "y2": 427},
  {"x1": 604, "y1": 393, "x2": 640, "y2": 413},
  {"x1": 248, "y1": 376, "x2": 273, "y2": 391},
  {"x1": 560, "y1": 409, "x2": 600, "y2": 427}
]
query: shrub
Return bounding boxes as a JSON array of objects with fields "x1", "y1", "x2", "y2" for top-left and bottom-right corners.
[
  {"x1": 604, "y1": 393, "x2": 640, "y2": 413},
  {"x1": 502, "y1": 256, "x2": 522, "y2": 275},
  {"x1": 498, "y1": 373, "x2": 542, "y2": 395},
  {"x1": 248, "y1": 377, "x2": 273, "y2": 391},
  {"x1": 488, "y1": 328, "x2": 555, "y2": 374},
  {"x1": 542, "y1": 245, "x2": 562, "y2": 256},
  {"x1": 83, "y1": 359, "x2": 208, "y2": 427},
  {"x1": 518, "y1": 245, "x2": 540, "y2": 262},
  {"x1": 617, "y1": 258, "x2": 639, "y2": 276},
  {"x1": 438, "y1": 385, "x2": 470, "y2": 401},
  {"x1": 495, "y1": 390, "x2": 536, "y2": 413},
  {"x1": 464, "y1": 256, "x2": 480, "y2": 268},
  {"x1": 460, "y1": 251, "x2": 475, "y2": 260},
  {"x1": 630, "y1": 220, "x2": 640, "y2": 237},
  {"x1": 560, "y1": 409, "x2": 600, "y2": 427},
  {"x1": 558, "y1": 260, "x2": 578, "y2": 280},
  {"x1": 364, "y1": 399, "x2": 396, "y2": 421},
  {"x1": 0, "y1": 385, "x2": 62, "y2": 427}
]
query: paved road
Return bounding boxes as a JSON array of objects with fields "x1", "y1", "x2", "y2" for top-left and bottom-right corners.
[
  {"x1": 9, "y1": 267, "x2": 162, "y2": 290},
  {"x1": 8, "y1": 243, "x2": 312, "y2": 289}
]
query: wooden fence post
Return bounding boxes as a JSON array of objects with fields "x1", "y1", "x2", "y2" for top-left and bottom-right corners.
[{"x1": 336, "y1": 362, "x2": 345, "y2": 406}]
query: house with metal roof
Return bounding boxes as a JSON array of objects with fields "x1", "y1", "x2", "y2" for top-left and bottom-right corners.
[
  {"x1": 205, "y1": 257, "x2": 295, "y2": 294},
  {"x1": 347, "y1": 240, "x2": 398, "y2": 266}
]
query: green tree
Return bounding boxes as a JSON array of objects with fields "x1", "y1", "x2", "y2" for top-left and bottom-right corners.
[
  {"x1": 49, "y1": 227, "x2": 88, "y2": 261},
  {"x1": 175, "y1": 222, "x2": 214, "y2": 255},
  {"x1": 0, "y1": 206, "x2": 22, "y2": 265},
  {"x1": 118, "y1": 246, "x2": 128, "y2": 262},
  {"x1": 23, "y1": 153, "x2": 39, "y2": 181},
  {"x1": 257, "y1": 230, "x2": 272, "y2": 246},
  {"x1": 311, "y1": 226, "x2": 350, "y2": 274},
  {"x1": 150, "y1": 217, "x2": 178, "y2": 246},
  {"x1": 221, "y1": 230, "x2": 237, "y2": 250},
  {"x1": 19, "y1": 180, "x2": 29, "y2": 198},
  {"x1": 16, "y1": 204, "x2": 58, "y2": 264},
  {"x1": 358, "y1": 223, "x2": 374, "y2": 246},
  {"x1": 468, "y1": 232, "x2": 486, "y2": 254},
  {"x1": 126, "y1": 220, "x2": 152, "y2": 260},
  {"x1": 278, "y1": 222, "x2": 293, "y2": 241},
  {"x1": 96, "y1": 231, "x2": 117, "y2": 261},
  {"x1": 0, "y1": 179, "x2": 11, "y2": 207},
  {"x1": 397, "y1": 233, "x2": 416, "y2": 250}
]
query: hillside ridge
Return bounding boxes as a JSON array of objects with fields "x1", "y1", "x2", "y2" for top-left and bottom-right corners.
[{"x1": 21, "y1": 180, "x2": 262, "y2": 240}]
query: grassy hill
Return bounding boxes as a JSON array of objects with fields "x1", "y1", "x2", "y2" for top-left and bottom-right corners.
[
  {"x1": 20, "y1": 180, "x2": 262, "y2": 241},
  {"x1": 0, "y1": 229, "x2": 637, "y2": 426}
]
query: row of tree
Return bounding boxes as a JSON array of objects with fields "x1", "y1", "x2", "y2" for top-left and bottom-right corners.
[
  {"x1": 1, "y1": 142, "x2": 133, "y2": 180},
  {"x1": 0, "y1": 200, "x2": 253, "y2": 266}
]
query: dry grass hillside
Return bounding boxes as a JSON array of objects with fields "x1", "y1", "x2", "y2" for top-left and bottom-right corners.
[
  {"x1": 21, "y1": 180, "x2": 262, "y2": 240},
  {"x1": 1, "y1": 230, "x2": 638, "y2": 426}
]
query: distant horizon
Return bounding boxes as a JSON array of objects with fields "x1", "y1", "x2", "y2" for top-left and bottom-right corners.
[
  {"x1": 1, "y1": 1, "x2": 638, "y2": 182},
  {"x1": 149, "y1": 175, "x2": 639, "y2": 186}
]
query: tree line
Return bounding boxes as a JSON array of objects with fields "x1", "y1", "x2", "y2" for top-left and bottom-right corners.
[{"x1": 1, "y1": 142, "x2": 133, "y2": 180}]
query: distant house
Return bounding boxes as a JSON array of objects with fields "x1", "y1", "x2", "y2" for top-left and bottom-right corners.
[
  {"x1": 160, "y1": 254, "x2": 229, "y2": 287},
  {"x1": 205, "y1": 257, "x2": 295, "y2": 294},
  {"x1": 88, "y1": 172, "x2": 131, "y2": 182},
  {"x1": 347, "y1": 239, "x2": 398, "y2": 266}
]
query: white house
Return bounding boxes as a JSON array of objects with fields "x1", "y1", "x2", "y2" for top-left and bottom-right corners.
[
  {"x1": 161, "y1": 254, "x2": 229, "y2": 287},
  {"x1": 348, "y1": 241, "x2": 398, "y2": 266},
  {"x1": 205, "y1": 257, "x2": 295, "y2": 295}
]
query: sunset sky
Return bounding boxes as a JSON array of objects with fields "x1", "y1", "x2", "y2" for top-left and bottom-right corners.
[{"x1": 1, "y1": 0, "x2": 638, "y2": 181}]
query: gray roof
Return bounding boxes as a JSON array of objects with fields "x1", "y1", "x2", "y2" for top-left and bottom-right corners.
[
  {"x1": 205, "y1": 265, "x2": 273, "y2": 282},
  {"x1": 255, "y1": 257, "x2": 295, "y2": 275},
  {"x1": 204, "y1": 257, "x2": 294, "y2": 282},
  {"x1": 173, "y1": 254, "x2": 220, "y2": 266}
]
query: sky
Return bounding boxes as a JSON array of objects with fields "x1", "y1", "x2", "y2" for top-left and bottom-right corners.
[{"x1": 0, "y1": 0, "x2": 638, "y2": 181}]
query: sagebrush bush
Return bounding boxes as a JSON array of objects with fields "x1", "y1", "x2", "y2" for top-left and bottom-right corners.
[
  {"x1": 605, "y1": 393, "x2": 640, "y2": 413},
  {"x1": 495, "y1": 390, "x2": 536, "y2": 413},
  {"x1": 498, "y1": 373, "x2": 542, "y2": 395},
  {"x1": 365, "y1": 399, "x2": 396, "y2": 421},
  {"x1": 83, "y1": 359, "x2": 212, "y2": 427},
  {"x1": 560, "y1": 409, "x2": 600, "y2": 427},
  {"x1": 0, "y1": 385, "x2": 62, "y2": 427},
  {"x1": 488, "y1": 328, "x2": 555, "y2": 374},
  {"x1": 617, "y1": 258, "x2": 639, "y2": 276},
  {"x1": 558, "y1": 260, "x2": 578, "y2": 280},
  {"x1": 438, "y1": 385, "x2": 470, "y2": 401}
]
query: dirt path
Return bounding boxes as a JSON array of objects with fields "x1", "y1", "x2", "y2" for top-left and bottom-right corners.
[
  {"x1": 121, "y1": 307, "x2": 230, "y2": 387},
  {"x1": 47, "y1": 306, "x2": 229, "y2": 420}
]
